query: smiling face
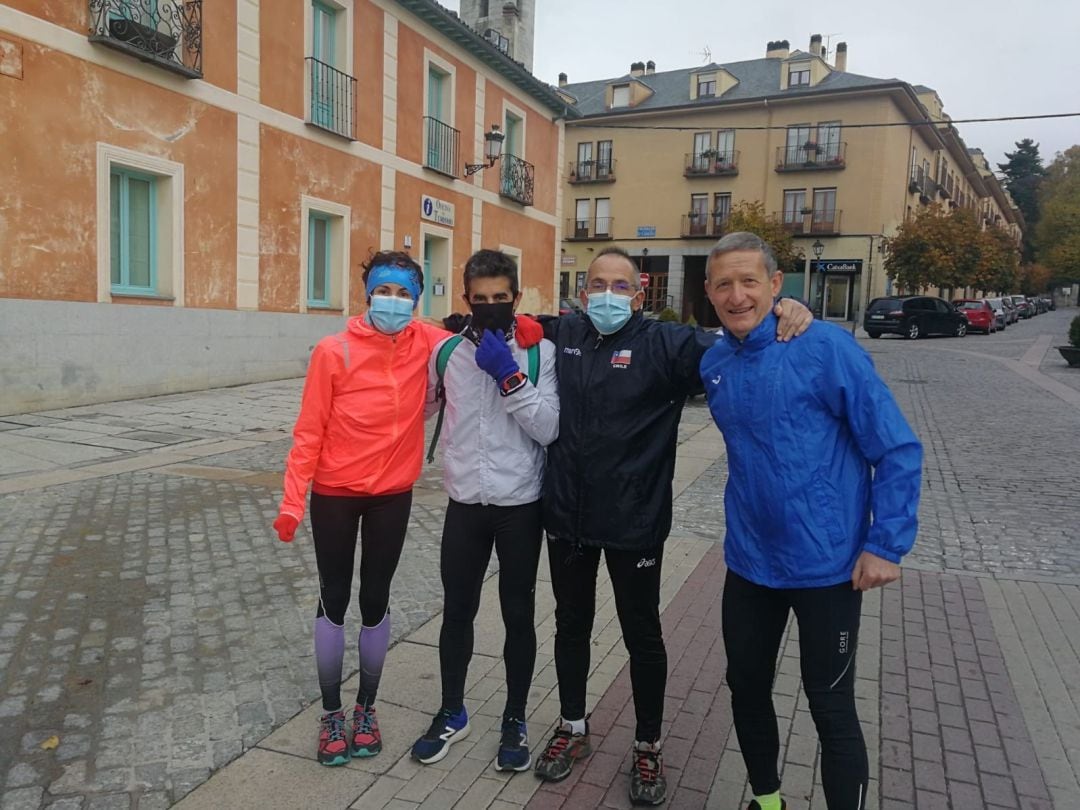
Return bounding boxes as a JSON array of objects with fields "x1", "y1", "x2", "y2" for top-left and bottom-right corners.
[{"x1": 705, "y1": 249, "x2": 783, "y2": 339}]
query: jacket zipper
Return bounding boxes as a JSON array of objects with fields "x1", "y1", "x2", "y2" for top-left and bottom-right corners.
[{"x1": 575, "y1": 331, "x2": 605, "y2": 542}]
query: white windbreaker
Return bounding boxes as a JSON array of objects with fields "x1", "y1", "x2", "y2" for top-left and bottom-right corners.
[{"x1": 426, "y1": 333, "x2": 559, "y2": 506}]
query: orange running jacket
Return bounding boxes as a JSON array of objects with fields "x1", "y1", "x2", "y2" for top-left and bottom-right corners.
[{"x1": 279, "y1": 316, "x2": 450, "y2": 520}]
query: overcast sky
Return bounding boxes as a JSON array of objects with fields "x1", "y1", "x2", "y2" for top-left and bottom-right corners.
[{"x1": 445, "y1": 0, "x2": 1077, "y2": 170}]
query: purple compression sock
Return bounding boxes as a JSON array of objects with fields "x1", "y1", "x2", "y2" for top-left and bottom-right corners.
[
  {"x1": 357, "y1": 612, "x2": 391, "y2": 707},
  {"x1": 314, "y1": 615, "x2": 345, "y2": 712}
]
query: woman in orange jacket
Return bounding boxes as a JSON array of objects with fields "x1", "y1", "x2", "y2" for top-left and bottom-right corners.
[{"x1": 273, "y1": 251, "x2": 450, "y2": 766}]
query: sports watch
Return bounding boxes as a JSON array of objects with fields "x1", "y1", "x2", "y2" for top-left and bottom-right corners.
[{"x1": 499, "y1": 370, "x2": 528, "y2": 397}]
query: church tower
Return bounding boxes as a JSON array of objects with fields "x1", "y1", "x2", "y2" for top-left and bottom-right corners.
[{"x1": 458, "y1": 0, "x2": 535, "y2": 73}]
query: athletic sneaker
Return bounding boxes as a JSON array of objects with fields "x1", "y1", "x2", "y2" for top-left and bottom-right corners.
[
  {"x1": 350, "y1": 704, "x2": 381, "y2": 758},
  {"x1": 317, "y1": 710, "x2": 350, "y2": 766},
  {"x1": 495, "y1": 717, "x2": 531, "y2": 772},
  {"x1": 411, "y1": 706, "x2": 470, "y2": 764},
  {"x1": 628, "y1": 740, "x2": 667, "y2": 806},
  {"x1": 746, "y1": 801, "x2": 787, "y2": 810},
  {"x1": 534, "y1": 719, "x2": 591, "y2": 782}
]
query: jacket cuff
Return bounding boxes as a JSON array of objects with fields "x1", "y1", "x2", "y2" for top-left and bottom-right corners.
[{"x1": 862, "y1": 542, "x2": 903, "y2": 564}]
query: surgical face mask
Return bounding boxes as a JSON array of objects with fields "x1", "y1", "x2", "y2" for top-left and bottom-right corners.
[
  {"x1": 587, "y1": 291, "x2": 633, "y2": 335},
  {"x1": 469, "y1": 302, "x2": 515, "y2": 336},
  {"x1": 368, "y1": 294, "x2": 414, "y2": 334}
]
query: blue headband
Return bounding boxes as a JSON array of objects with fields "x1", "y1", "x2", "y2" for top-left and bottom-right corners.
[{"x1": 366, "y1": 265, "x2": 421, "y2": 302}]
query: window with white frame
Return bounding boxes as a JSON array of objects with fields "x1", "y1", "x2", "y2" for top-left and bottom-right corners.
[
  {"x1": 307, "y1": 0, "x2": 355, "y2": 139},
  {"x1": 97, "y1": 143, "x2": 184, "y2": 304},
  {"x1": 300, "y1": 196, "x2": 351, "y2": 313},
  {"x1": 611, "y1": 84, "x2": 630, "y2": 108},
  {"x1": 424, "y1": 53, "x2": 456, "y2": 177}
]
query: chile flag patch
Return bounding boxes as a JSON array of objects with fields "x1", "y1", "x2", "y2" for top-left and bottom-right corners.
[{"x1": 611, "y1": 349, "x2": 632, "y2": 367}]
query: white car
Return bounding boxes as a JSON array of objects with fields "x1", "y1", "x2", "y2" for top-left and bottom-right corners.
[{"x1": 986, "y1": 298, "x2": 1008, "y2": 331}]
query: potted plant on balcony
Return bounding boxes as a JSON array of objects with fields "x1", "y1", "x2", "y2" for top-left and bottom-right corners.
[{"x1": 1058, "y1": 315, "x2": 1080, "y2": 367}]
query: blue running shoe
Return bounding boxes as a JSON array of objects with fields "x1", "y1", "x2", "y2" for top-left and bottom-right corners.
[
  {"x1": 495, "y1": 717, "x2": 531, "y2": 772},
  {"x1": 411, "y1": 706, "x2": 470, "y2": 764}
]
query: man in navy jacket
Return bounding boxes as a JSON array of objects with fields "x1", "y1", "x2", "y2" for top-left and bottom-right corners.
[{"x1": 700, "y1": 232, "x2": 922, "y2": 810}]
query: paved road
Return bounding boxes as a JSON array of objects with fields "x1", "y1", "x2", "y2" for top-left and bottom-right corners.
[{"x1": 1, "y1": 308, "x2": 1078, "y2": 809}]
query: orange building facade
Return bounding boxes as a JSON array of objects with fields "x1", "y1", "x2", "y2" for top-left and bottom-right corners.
[{"x1": 0, "y1": 0, "x2": 572, "y2": 413}]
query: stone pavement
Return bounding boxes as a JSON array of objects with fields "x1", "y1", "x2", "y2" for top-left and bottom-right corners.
[{"x1": 1, "y1": 308, "x2": 1079, "y2": 809}]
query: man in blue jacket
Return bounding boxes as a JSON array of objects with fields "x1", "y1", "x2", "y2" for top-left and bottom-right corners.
[{"x1": 700, "y1": 232, "x2": 922, "y2": 810}]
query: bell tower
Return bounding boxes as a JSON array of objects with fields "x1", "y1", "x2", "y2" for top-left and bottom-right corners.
[{"x1": 459, "y1": 0, "x2": 535, "y2": 73}]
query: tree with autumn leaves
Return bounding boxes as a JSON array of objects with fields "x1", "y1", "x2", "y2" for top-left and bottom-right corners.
[
  {"x1": 885, "y1": 204, "x2": 1019, "y2": 295},
  {"x1": 724, "y1": 201, "x2": 803, "y2": 271},
  {"x1": 1035, "y1": 145, "x2": 1080, "y2": 288}
]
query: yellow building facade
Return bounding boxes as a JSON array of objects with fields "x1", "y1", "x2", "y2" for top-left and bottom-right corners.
[
  {"x1": 557, "y1": 38, "x2": 1021, "y2": 326},
  {"x1": 0, "y1": 0, "x2": 572, "y2": 413}
]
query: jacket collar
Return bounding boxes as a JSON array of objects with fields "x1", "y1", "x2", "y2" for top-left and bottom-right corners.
[
  {"x1": 723, "y1": 311, "x2": 778, "y2": 352},
  {"x1": 348, "y1": 315, "x2": 415, "y2": 341}
]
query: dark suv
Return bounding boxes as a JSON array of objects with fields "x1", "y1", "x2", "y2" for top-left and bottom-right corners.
[{"x1": 864, "y1": 295, "x2": 969, "y2": 340}]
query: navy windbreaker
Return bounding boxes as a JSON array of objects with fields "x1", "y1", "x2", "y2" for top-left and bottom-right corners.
[{"x1": 700, "y1": 313, "x2": 923, "y2": 588}]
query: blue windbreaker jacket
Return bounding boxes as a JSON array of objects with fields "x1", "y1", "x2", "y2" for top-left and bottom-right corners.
[{"x1": 700, "y1": 313, "x2": 923, "y2": 588}]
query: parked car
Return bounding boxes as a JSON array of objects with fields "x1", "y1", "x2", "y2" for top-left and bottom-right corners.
[
  {"x1": 864, "y1": 295, "x2": 969, "y2": 339},
  {"x1": 1031, "y1": 296, "x2": 1047, "y2": 314},
  {"x1": 953, "y1": 299, "x2": 996, "y2": 334},
  {"x1": 558, "y1": 297, "x2": 583, "y2": 316},
  {"x1": 1044, "y1": 297, "x2": 1056, "y2": 312},
  {"x1": 1000, "y1": 297, "x2": 1019, "y2": 324},
  {"x1": 1010, "y1": 294, "x2": 1033, "y2": 319},
  {"x1": 986, "y1": 298, "x2": 1009, "y2": 331}
]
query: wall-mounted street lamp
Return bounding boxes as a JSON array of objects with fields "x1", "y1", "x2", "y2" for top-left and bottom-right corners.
[
  {"x1": 812, "y1": 239, "x2": 825, "y2": 260},
  {"x1": 464, "y1": 124, "x2": 505, "y2": 176}
]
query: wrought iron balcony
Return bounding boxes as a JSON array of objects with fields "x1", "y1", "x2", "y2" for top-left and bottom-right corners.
[
  {"x1": 681, "y1": 213, "x2": 729, "y2": 239},
  {"x1": 776, "y1": 211, "x2": 806, "y2": 235},
  {"x1": 565, "y1": 217, "x2": 614, "y2": 241},
  {"x1": 307, "y1": 57, "x2": 357, "y2": 140},
  {"x1": 88, "y1": 0, "x2": 202, "y2": 78},
  {"x1": 424, "y1": 117, "x2": 460, "y2": 178},
  {"x1": 684, "y1": 150, "x2": 739, "y2": 177},
  {"x1": 568, "y1": 159, "x2": 616, "y2": 184},
  {"x1": 500, "y1": 154, "x2": 535, "y2": 206},
  {"x1": 809, "y1": 210, "x2": 842, "y2": 235},
  {"x1": 775, "y1": 142, "x2": 846, "y2": 171}
]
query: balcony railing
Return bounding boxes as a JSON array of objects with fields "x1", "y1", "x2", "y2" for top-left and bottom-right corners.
[
  {"x1": 681, "y1": 213, "x2": 729, "y2": 239},
  {"x1": 684, "y1": 150, "x2": 740, "y2": 177},
  {"x1": 565, "y1": 217, "x2": 614, "y2": 240},
  {"x1": 88, "y1": 0, "x2": 202, "y2": 78},
  {"x1": 775, "y1": 210, "x2": 842, "y2": 235},
  {"x1": 568, "y1": 159, "x2": 616, "y2": 183},
  {"x1": 775, "y1": 142, "x2": 846, "y2": 171},
  {"x1": 809, "y1": 210, "x2": 842, "y2": 234},
  {"x1": 908, "y1": 169, "x2": 937, "y2": 203},
  {"x1": 307, "y1": 57, "x2": 357, "y2": 140},
  {"x1": 500, "y1": 154, "x2": 535, "y2": 206},
  {"x1": 423, "y1": 117, "x2": 459, "y2": 178}
]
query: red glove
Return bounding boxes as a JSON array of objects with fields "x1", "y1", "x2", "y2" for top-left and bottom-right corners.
[
  {"x1": 514, "y1": 314, "x2": 543, "y2": 348},
  {"x1": 273, "y1": 513, "x2": 299, "y2": 543}
]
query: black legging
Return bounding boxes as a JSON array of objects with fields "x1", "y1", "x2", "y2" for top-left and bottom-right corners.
[
  {"x1": 723, "y1": 570, "x2": 868, "y2": 810},
  {"x1": 438, "y1": 499, "x2": 543, "y2": 720},
  {"x1": 310, "y1": 490, "x2": 412, "y2": 626},
  {"x1": 547, "y1": 538, "x2": 667, "y2": 743}
]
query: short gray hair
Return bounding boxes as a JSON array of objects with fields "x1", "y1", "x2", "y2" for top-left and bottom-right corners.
[{"x1": 707, "y1": 232, "x2": 779, "y2": 277}]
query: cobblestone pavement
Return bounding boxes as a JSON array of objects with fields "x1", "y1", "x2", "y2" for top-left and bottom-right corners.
[{"x1": 2, "y1": 309, "x2": 1079, "y2": 809}]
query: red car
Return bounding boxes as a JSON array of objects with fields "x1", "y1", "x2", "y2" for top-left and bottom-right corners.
[{"x1": 952, "y1": 299, "x2": 996, "y2": 334}]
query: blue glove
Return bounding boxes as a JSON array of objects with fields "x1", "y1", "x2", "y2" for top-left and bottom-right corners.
[{"x1": 474, "y1": 329, "x2": 519, "y2": 384}]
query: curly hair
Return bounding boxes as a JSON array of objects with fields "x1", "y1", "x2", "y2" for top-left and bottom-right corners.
[{"x1": 361, "y1": 250, "x2": 425, "y2": 294}]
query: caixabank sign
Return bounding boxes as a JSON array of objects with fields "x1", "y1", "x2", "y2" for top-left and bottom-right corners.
[{"x1": 812, "y1": 260, "x2": 862, "y2": 274}]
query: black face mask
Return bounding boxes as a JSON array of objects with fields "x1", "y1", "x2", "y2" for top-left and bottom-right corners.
[{"x1": 469, "y1": 302, "x2": 515, "y2": 336}]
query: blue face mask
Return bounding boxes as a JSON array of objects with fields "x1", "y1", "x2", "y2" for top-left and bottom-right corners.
[
  {"x1": 587, "y1": 291, "x2": 634, "y2": 335},
  {"x1": 368, "y1": 295, "x2": 414, "y2": 334}
]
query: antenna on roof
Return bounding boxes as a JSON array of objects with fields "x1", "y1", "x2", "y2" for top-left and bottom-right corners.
[
  {"x1": 822, "y1": 32, "x2": 842, "y2": 61},
  {"x1": 699, "y1": 45, "x2": 712, "y2": 63}
]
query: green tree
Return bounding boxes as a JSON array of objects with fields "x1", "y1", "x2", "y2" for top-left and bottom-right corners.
[
  {"x1": 998, "y1": 139, "x2": 1046, "y2": 261},
  {"x1": 725, "y1": 201, "x2": 803, "y2": 272},
  {"x1": 886, "y1": 204, "x2": 974, "y2": 293},
  {"x1": 1035, "y1": 145, "x2": 1080, "y2": 284},
  {"x1": 974, "y1": 225, "x2": 1020, "y2": 294}
]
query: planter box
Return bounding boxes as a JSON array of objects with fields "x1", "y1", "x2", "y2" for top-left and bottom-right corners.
[{"x1": 1058, "y1": 346, "x2": 1080, "y2": 367}]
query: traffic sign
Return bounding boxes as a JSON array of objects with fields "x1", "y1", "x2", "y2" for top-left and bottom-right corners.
[{"x1": 640, "y1": 273, "x2": 650, "y2": 289}]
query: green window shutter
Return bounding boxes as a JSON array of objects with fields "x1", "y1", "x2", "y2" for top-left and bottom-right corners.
[
  {"x1": 427, "y1": 68, "x2": 443, "y2": 120},
  {"x1": 127, "y1": 176, "x2": 153, "y2": 289},
  {"x1": 312, "y1": 1, "x2": 335, "y2": 64},
  {"x1": 110, "y1": 172, "x2": 121, "y2": 285},
  {"x1": 308, "y1": 213, "x2": 331, "y2": 306}
]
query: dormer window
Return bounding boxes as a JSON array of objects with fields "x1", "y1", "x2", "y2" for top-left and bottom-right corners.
[
  {"x1": 612, "y1": 84, "x2": 630, "y2": 108},
  {"x1": 697, "y1": 77, "x2": 716, "y2": 97},
  {"x1": 789, "y1": 68, "x2": 810, "y2": 87}
]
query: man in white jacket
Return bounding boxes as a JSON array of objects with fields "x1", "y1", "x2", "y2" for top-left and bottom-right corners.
[{"x1": 411, "y1": 250, "x2": 559, "y2": 772}]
